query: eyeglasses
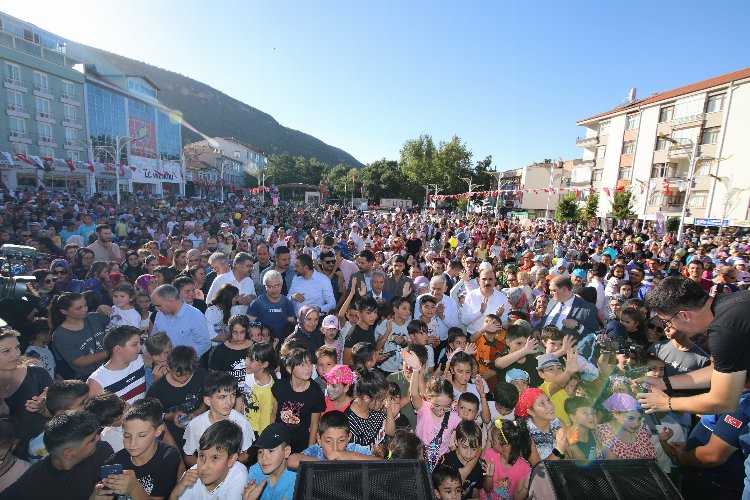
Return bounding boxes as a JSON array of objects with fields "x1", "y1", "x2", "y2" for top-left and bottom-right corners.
[
  {"x1": 647, "y1": 324, "x2": 665, "y2": 333},
  {"x1": 663, "y1": 310, "x2": 682, "y2": 330},
  {"x1": 323, "y1": 260, "x2": 335, "y2": 264}
]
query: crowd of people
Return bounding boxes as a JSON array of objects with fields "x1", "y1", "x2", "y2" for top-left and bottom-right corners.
[{"x1": 0, "y1": 187, "x2": 749, "y2": 499}]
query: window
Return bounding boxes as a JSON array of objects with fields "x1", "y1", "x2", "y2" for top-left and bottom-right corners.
[
  {"x1": 63, "y1": 104, "x2": 77, "y2": 123},
  {"x1": 700, "y1": 127, "x2": 720, "y2": 145},
  {"x1": 9, "y1": 117, "x2": 26, "y2": 135},
  {"x1": 618, "y1": 167, "x2": 632, "y2": 180},
  {"x1": 65, "y1": 128, "x2": 78, "y2": 142},
  {"x1": 11, "y1": 143, "x2": 28, "y2": 156},
  {"x1": 592, "y1": 169, "x2": 603, "y2": 181},
  {"x1": 658, "y1": 106, "x2": 674, "y2": 123},
  {"x1": 6, "y1": 90, "x2": 24, "y2": 110},
  {"x1": 35, "y1": 97, "x2": 51, "y2": 116},
  {"x1": 706, "y1": 93, "x2": 725, "y2": 113},
  {"x1": 4, "y1": 62, "x2": 21, "y2": 83},
  {"x1": 233, "y1": 151, "x2": 241, "y2": 159},
  {"x1": 625, "y1": 113, "x2": 640, "y2": 130},
  {"x1": 66, "y1": 150, "x2": 80, "y2": 162},
  {"x1": 651, "y1": 163, "x2": 678, "y2": 178},
  {"x1": 33, "y1": 71, "x2": 49, "y2": 92},
  {"x1": 596, "y1": 145, "x2": 606, "y2": 159},
  {"x1": 691, "y1": 191, "x2": 708, "y2": 208},
  {"x1": 622, "y1": 140, "x2": 636, "y2": 154},
  {"x1": 598, "y1": 120, "x2": 610, "y2": 136},
  {"x1": 673, "y1": 95, "x2": 704, "y2": 120},
  {"x1": 39, "y1": 146, "x2": 54, "y2": 158},
  {"x1": 655, "y1": 135, "x2": 671, "y2": 151},
  {"x1": 37, "y1": 122, "x2": 53, "y2": 140},
  {"x1": 61, "y1": 81, "x2": 76, "y2": 99},
  {"x1": 127, "y1": 79, "x2": 157, "y2": 99},
  {"x1": 671, "y1": 127, "x2": 699, "y2": 146}
]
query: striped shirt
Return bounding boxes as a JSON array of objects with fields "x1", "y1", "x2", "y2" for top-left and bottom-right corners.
[{"x1": 88, "y1": 356, "x2": 146, "y2": 404}]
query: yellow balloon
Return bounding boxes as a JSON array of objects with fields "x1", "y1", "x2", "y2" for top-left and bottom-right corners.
[
  {"x1": 449, "y1": 237, "x2": 458, "y2": 248},
  {"x1": 234, "y1": 213, "x2": 242, "y2": 220}
]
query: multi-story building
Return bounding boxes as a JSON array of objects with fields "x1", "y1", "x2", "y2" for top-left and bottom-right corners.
[
  {"x1": 0, "y1": 12, "x2": 90, "y2": 193},
  {"x1": 576, "y1": 67, "x2": 750, "y2": 227},
  {"x1": 497, "y1": 160, "x2": 571, "y2": 218},
  {"x1": 184, "y1": 137, "x2": 267, "y2": 197}
]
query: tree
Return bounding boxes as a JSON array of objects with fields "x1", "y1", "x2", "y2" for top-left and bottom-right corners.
[
  {"x1": 556, "y1": 194, "x2": 580, "y2": 223},
  {"x1": 666, "y1": 217, "x2": 681, "y2": 232},
  {"x1": 582, "y1": 193, "x2": 599, "y2": 222},
  {"x1": 399, "y1": 134, "x2": 473, "y2": 194},
  {"x1": 611, "y1": 190, "x2": 636, "y2": 221},
  {"x1": 324, "y1": 164, "x2": 358, "y2": 201},
  {"x1": 399, "y1": 134, "x2": 438, "y2": 186},
  {"x1": 359, "y1": 159, "x2": 408, "y2": 202},
  {"x1": 473, "y1": 155, "x2": 497, "y2": 191}
]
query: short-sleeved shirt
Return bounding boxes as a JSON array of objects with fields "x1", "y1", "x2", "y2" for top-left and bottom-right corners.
[
  {"x1": 146, "y1": 368, "x2": 208, "y2": 446},
  {"x1": 5, "y1": 367, "x2": 52, "y2": 461},
  {"x1": 271, "y1": 378, "x2": 325, "y2": 453},
  {"x1": 344, "y1": 324, "x2": 376, "y2": 349},
  {"x1": 106, "y1": 441, "x2": 181, "y2": 499},
  {"x1": 386, "y1": 371, "x2": 416, "y2": 429},
  {"x1": 247, "y1": 295, "x2": 296, "y2": 341},
  {"x1": 246, "y1": 463, "x2": 296, "y2": 500},
  {"x1": 244, "y1": 373, "x2": 275, "y2": 434},
  {"x1": 179, "y1": 461, "x2": 247, "y2": 499},
  {"x1": 439, "y1": 450, "x2": 483, "y2": 499},
  {"x1": 301, "y1": 442, "x2": 372, "y2": 459},
  {"x1": 208, "y1": 344, "x2": 249, "y2": 393},
  {"x1": 52, "y1": 312, "x2": 110, "y2": 378},
  {"x1": 88, "y1": 356, "x2": 146, "y2": 405},
  {"x1": 480, "y1": 447, "x2": 531, "y2": 500},
  {"x1": 493, "y1": 352, "x2": 543, "y2": 389},
  {"x1": 183, "y1": 410, "x2": 255, "y2": 456},
  {"x1": 345, "y1": 406, "x2": 387, "y2": 451},
  {"x1": 415, "y1": 401, "x2": 461, "y2": 459},
  {"x1": 647, "y1": 340, "x2": 710, "y2": 377},
  {"x1": 706, "y1": 291, "x2": 750, "y2": 373}
]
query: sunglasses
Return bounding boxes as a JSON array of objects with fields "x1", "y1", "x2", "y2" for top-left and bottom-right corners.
[
  {"x1": 647, "y1": 324, "x2": 665, "y2": 333},
  {"x1": 52, "y1": 270, "x2": 67, "y2": 275}
]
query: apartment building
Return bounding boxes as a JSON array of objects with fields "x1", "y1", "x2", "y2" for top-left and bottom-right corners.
[{"x1": 575, "y1": 67, "x2": 750, "y2": 227}]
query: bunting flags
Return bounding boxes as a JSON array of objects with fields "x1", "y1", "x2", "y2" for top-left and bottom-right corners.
[
  {"x1": 663, "y1": 180, "x2": 672, "y2": 196},
  {"x1": 16, "y1": 153, "x2": 33, "y2": 165},
  {"x1": 66, "y1": 160, "x2": 76, "y2": 172}
]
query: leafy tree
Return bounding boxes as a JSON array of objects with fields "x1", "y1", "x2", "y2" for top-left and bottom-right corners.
[
  {"x1": 666, "y1": 217, "x2": 681, "y2": 232},
  {"x1": 582, "y1": 193, "x2": 599, "y2": 222},
  {"x1": 399, "y1": 134, "x2": 473, "y2": 193},
  {"x1": 611, "y1": 191, "x2": 636, "y2": 221},
  {"x1": 359, "y1": 159, "x2": 407, "y2": 202},
  {"x1": 556, "y1": 194, "x2": 580, "y2": 223},
  {"x1": 324, "y1": 164, "x2": 358, "y2": 201},
  {"x1": 266, "y1": 153, "x2": 299, "y2": 184},
  {"x1": 436, "y1": 136, "x2": 474, "y2": 193},
  {"x1": 473, "y1": 155, "x2": 497, "y2": 192}
]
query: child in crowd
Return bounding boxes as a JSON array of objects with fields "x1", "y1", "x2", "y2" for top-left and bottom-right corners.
[
  {"x1": 438, "y1": 420, "x2": 484, "y2": 499},
  {"x1": 387, "y1": 381, "x2": 412, "y2": 430},
  {"x1": 494, "y1": 324, "x2": 542, "y2": 389},
  {"x1": 405, "y1": 349, "x2": 461, "y2": 471},
  {"x1": 100, "y1": 398, "x2": 182, "y2": 500},
  {"x1": 24, "y1": 321, "x2": 55, "y2": 379},
  {"x1": 433, "y1": 464, "x2": 463, "y2": 500},
  {"x1": 314, "y1": 345, "x2": 338, "y2": 391},
  {"x1": 321, "y1": 314, "x2": 344, "y2": 364},
  {"x1": 245, "y1": 423, "x2": 297, "y2": 500},
  {"x1": 287, "y1": 410, "x2": 375, "y2": 469},
  {"x1": 417, "y1": 294, "x2": 442, "y2": 348},
  {"x1": 474, "y1": 314, "x2": 506, "y2": 391},
  {"x1": 345, "y1": 368, "x2": 395, "y2": 450},
  {"x1": 146, "y1": 345, "x2": 208, "y2": 448},
  {"x1": 271, "y1": 347, "x2": 325, "y2": 453},
  {"x1": 481, "y1": 419, "x2": 532, "y2": 500},
  {"x1": 170, "y1": 420, "x2": 248, "y2": 499},
  {"x1": 492, "y1": 382, "x2": 520, "y2": 423},
  {"x1": 183, "y1": 372, "x2": 254, "y2": 467},
  {"x1": 386, "y1": 342, "x2": 429, "y2": 429},
  {"x1": 143, "y1": 332, "x2": 172, "y2": 390},
  {"x1": 374, "y1": 428, "x2": 425, "y2": 460},
  {"x1": 375, "y1": 297, "x2": 412, "y2": 374},
  {"x1": 208, "y1": 314, "x2": 253, "y2": 395},
  {"x1": 448, "y1": 351, "x2": 491, "y2": 424},
  {"x1": 351, "y1": 341, "x2": 379, "y2": 372},
  {"x1": 536, "y1": 351, "x2": 581, "y2": 425},
  {"x1": 134, "y1": 291, "x2": 153, "y2": 333},
  {"x1": 408, "y1": 319, "x2": 435, "y2": 372},
  {"x1": 0, "y1": 417, "x2": 30, "y2": 493},
  {"x1": 243, "y1": 342, "x2": 277, "y2": 436},
  {"x1": 437, "y1": 328, "x2": 469, "y2": 372},
  {"x1": 323, "y1": 364, "x2": 354, "y2": 414},
  {"x1": 514, "y1": 387, "x2": 568, "y2": 461},
  {"x1": 505, "y1": 369, "x2": 530, "y2": 393},
  {"x1": 594, "y1": 393, "x2": 656, "y2": 460},
  {"x1": 565, "y1": 396, "x2": 598, "y2": 460},
  {"x1": 110, "y1": 283, "x2": 141, "y2": 328},
  {"x1": 87, "y1": 325, "x2": 146, "y2": 405},
  {"x1": 84, "y1": 391, "x2": 127, "y2": 452},
  {"x1": 343, "y1": 296, "x2": 379, "y2": 367}
]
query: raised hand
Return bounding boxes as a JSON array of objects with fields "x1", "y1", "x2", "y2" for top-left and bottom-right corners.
[
  {"x1": 243, "y1": 478, "x2": 268, "y2": 500},
  {"x1": 464, "y1": 343, "x2": 478, "y2": 355},
  {"x1": 480, "y1": 296, "x2": 489, "y2": 314}
]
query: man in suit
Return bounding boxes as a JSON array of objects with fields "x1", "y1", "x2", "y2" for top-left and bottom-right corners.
[
  {"x1": 369, "y1": 269, "x2": 394, "y2": 304},
  {"x1": 543, "y1": 275, "x2": 600, "y2": 338}
]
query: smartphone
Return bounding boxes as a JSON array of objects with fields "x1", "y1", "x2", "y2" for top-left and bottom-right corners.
[
  {"x1": 100, "y1": 464, "x2": 123, "y2": 496},
  {"x1": 716, "y1": 283, "x2": 725, "y2": 294}
]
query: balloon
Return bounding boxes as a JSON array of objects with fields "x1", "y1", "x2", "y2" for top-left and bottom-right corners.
[{"x1": 449, "y1": 237, "x2": 458, "y2": 248}]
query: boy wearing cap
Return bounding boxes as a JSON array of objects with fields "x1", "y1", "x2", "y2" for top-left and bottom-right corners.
[
  {"x1": 505, "y1": 368, "x2": 530, "y2": 393},
  {"x1": 245, "y1": 423, "x2": 296, "y2": 500},
  {"x1": 537, "y1": 353, "x2": 580, "y2": 425}
]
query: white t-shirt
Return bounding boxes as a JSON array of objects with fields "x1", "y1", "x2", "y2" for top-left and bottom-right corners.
[
  {"x1": 183, "y1": 410, "x2": 255, "y2": 456},
  {"x1": 178, "y1": 461, "x2": 248, "y2": 500},
  {"x1": 111, "y1": 306, "x2": 142, "y2": 329}
]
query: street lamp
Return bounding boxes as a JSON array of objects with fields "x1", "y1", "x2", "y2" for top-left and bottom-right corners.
[
  {"x1": 658, "y1": 133, "x2": 700, "y2": 246},
  {"x1": 92, "y1": 135, "x2": 136, "y2": 206},
  {"x1": 708, "y1": 173, "x2": 749, "y2": 237},
  {"x1": 544, "y1": 168, "x2": 569, "y2": 220}
]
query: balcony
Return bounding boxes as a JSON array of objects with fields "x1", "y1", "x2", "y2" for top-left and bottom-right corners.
[
  {"x1": 6, "y1": 104, "x2": 29, "y2": 119},
  {"x1": 575, "y1": 136, "x2": 598, "y2": 149},
  {"x1": 3, "y1": 77, "x2": 27, "y2": 92},
  {"x1": 62, "y1": 116, "x2": 82, "y2": 129},
  {"x1": 38, "y1": 135, "x2": 57, "y2": 147},
  {"x1": 660, "y1": 204, "x2": 684, "y2": 213},
  {"x1": 671, "y1": 113, "x2": 705, "y2": 126},
  {"x1": 667, "y1": 147, "x2": 690, "y2": 159},
  {"x1": 60, "y1": 92, "x2": 80, "y2": 106},
  {"x1": 64, "y1": 139, "x2": 84, "y2": 151},
  {"x1": 36, "y1": 111, "x2": 55, "y2": 124},
  {"x1": 8, "y1": 129, "x2": 31, "y2": 144},
  {"x1": 32, "y1": 84, "x2": 53, "y2": 99}
]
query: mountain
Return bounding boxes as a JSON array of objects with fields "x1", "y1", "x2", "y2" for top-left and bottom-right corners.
[{"x1": 64, "y1": 41, "x2": 363, "y2": 168}]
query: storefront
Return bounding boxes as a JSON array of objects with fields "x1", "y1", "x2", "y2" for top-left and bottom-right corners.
[
  {"x1": 129, "y1": 167, "x2": 182, "y2": 196},
  {"x1": 43, "y1": 170, "x2": 88, "y2": 194}
]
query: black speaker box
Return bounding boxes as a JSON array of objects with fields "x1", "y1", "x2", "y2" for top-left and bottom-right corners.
[
  {"x1": 528, "y1": 459, "x2": 683, "y2": 500},
  {"x1": 293, "y1": 459, "x2": 433, "y2": 500}
]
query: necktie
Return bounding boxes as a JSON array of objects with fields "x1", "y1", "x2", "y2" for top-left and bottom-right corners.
[{"x1": 546, "y1": 301, "x2": 563, "y2": 327}]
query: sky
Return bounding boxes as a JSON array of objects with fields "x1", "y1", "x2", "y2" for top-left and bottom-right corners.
[{"x1": 3, "y1": 0, "x2": 749, "y2": 171}]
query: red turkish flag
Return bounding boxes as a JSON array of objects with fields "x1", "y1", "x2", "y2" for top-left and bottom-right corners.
[{"x1": 66, "y1": 160, "x2": 76, "y2": 172}]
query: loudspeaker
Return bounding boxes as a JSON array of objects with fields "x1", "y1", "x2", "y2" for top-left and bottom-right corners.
[
  {"x1": 293, "y1": 459, "x2": 433, "y2": 500},
  {"x1": 528, "y1": 459, "x2": 683, "y2": 500}
]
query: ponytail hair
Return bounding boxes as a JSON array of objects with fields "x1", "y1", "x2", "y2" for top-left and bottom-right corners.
[
  {"x1": 493, "y1": 418, "x2": 531, "y2": 465},
  {"x1": 48, "y1": 292, "x2": 84, "y2": 331},
  {"x1": 425, "y1": 374, "x2": 454, "y2": 401}
]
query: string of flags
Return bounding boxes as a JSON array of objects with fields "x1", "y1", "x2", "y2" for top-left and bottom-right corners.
[
  {"x1": 0, "y1": 151, "x2": 184, "y2": 179},
  {"x1": 427, "y1": 181, "x2": 666, "y2": 202}
]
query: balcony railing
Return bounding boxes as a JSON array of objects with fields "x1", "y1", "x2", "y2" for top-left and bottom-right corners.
[
  {"x1": 61, "y1": 92, "x2": 77, "y2": 100},
  {"x1": 7, "y1": 104, "x2": 27, "y2": 113},
  {"x1": 33, "y1": 84, "x2": 51, "y2": 93},
  {"x1": 39, "y1": 135, "x2": 56, "y2": 144},
  {"x1": 671, "y1": 113, "x2": 705, "y2": 125},
  {"x1": 62, "y1": 117, "x2": 79, "y2": 127},
  {"x1": 660, "y1": 203, "x2": 684, "y2": 213},
  {"x1": 36, "y1": 110, "x2": 54, "y2": 120},
  {"x1": 8, "y1": 129, "x2": 29, "y2": 139},
  {"x1": 575, "y1": 136, "x2": 598, "y2": 148}
]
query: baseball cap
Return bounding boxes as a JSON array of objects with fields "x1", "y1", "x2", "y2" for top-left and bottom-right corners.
[
  {"x1": 571, "y1": 269, "x2": 587, "y2": 279},
  {"x1": 254, "y1": 423, "x2": 290, "y2": 449},
  {"x1": 322, "y1": 365, "x2": 355, "y2": 386},
  {"x1": 505, "y1": 368, "x2": 530, "y2": 383},
  {"x1": 321, "y1": 315, "x2": 339, "y2": 330},
  {"x1": 532, "y1": 255, "x2": 544, "y2": 262},
  {"x1": 478, "y1": 261, "x2": 493, "y2": 271},
  {"x1": 220, "y1": 223, "x2": 230, "y2": 228},
  {"x1": 537, "y1": 354, "x2": 562, "y2": 371}
]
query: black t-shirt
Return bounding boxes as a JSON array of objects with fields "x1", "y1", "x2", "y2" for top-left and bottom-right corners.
[
  {"x1": 106, "y1": 441, "x2": 181, "y2": 499},
  {"x1": 208, "y1": 344, "x2": 248, "y2": 394},
  {"x1": 345, "y1": 406, "x2": 387, "y2": 450},
  {"x1": 708, "y1": 291, "x2": 750, "y2": 373},
  {"x1": 0, "y1": 441, "x2": 113, "y2": 500},
  {"x1": 405, "y1": 238, "x2": 422, "y2": 257},
  {"x1": 439, "y1": 450, "x2": 483, "y2": 499},
  {"x1": 494, "y1": 351, "x2": 543, "y2": 388},
  {"x1": 146, "y1": 368, "x2": 208, "y2": 446},
  {"x1": 345, "y1": 324, "x2": 376, "y2": 349},
  {"x1": 271, "y1": 378, "x2": 325, "y2": 453},
  {"x1": 5, "y1": 366, "x2": 52, "y2": 461}
]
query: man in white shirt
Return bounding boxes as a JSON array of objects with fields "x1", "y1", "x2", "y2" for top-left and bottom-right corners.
[
  {"x1": 288, "y1": 253, "x2": 336, "y2": 314},
  {"x1": 349, "y1": 223, "x2": 364, "y2": 253},
  {"x1": 427, "y1": 275, "x2": 460, "y2": 342},
  {"x1": 206, "y1": 252, "x2": 256, "y2": 315},
  {"x1": 589, "y1": 262, "x2": 608, "y2": 322},
  {"x1": 461, "y1": 269, "x2": 510, "y2": 337}
]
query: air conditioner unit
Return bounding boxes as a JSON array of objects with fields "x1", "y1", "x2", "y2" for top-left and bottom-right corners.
[
  {"x1": 9, "y1": 130, "x2": 19, "y2": 137},
  {"x1": 38, "y1": 111, "x2": 50, "y2": 118}
]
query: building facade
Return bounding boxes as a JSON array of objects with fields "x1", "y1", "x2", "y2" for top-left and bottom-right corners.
[
  {"x1": 0, "y1": 12, "x2": 90, "y2": 193},
  {"x1": 496, "y1": 160, "x2": 571, "y2": 218},
  {"x1": 576, "y1": 67, "x2": 750, "y2": 227},
  {"x1": 184, "y1": 137, "x2": 266, "y2": 197}
]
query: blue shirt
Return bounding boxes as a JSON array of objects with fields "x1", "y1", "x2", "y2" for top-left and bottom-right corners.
[
  {"x1": 247, "y1": 294, "x2": 296, "y2": 340},
  {"x1": 152, "y1": 301, "x2": 211, "y2": 357},
  {"x1": 301, "y1": 442, "x2": 372, "y2": 459},
  {"x1": 247, "y1": 463, "x2": 296, "y2": 500}
]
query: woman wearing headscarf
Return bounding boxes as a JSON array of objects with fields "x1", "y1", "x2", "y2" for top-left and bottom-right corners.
[
  {"x1": 50, "y1": 258, "x2": 84, "y2": 294},
  {"x1": 121, "y1": 250, "x2": 145, "y2": 284}
]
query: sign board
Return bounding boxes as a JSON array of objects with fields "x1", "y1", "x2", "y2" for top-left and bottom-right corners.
[
  {"x1": 508, "y1": 211, "x2": 529, "y2": 219},
  {"x1": 694, "y1": 218, "x2": 729, "y2": 227},
  {"x1": 655, "y1": 212, "x2": 666, "y2": 237},
  {"x1": 305, "y1": 191, "x2": 321, "y2": 205},
  {"x1": 380, "y1": 198, "x2": 413, "y2": 209}
]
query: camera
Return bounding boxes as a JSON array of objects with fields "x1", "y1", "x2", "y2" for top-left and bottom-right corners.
[
  {"x1": 596, "y1": 335, "x2": 644, "y2": 357},
  {"x1": 0, "y1": 244, "x2": 39, "y2": 300}
]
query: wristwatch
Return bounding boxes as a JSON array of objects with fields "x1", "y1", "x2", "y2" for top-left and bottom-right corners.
[{"x1": 552, "y1": 448, "x2": 566, "y2": 459}]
